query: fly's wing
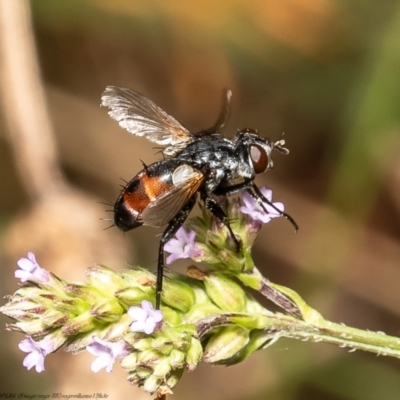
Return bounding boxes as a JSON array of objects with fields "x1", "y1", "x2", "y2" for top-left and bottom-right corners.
[
  {"x1": 142, "y1": 166, "x2": 204, "y2": 227},
  {"x1": 101, "y1": 86, "x2": 194, "y2": 156}
]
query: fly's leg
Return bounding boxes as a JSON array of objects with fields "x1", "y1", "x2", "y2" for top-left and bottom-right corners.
[
  {"x1": 201, "y1": 192, "x2": 242, "y2": 252},
  {"x1": 212, "y1": 179, "x2": 253, "y2": 197},
  {"x1": 250, "y1": 185, "x2": 298, "y2": 231},
  {"x1": 214, "y1": 180, "x2": 298, "y2": 231},
  {"x1": 156, "y1": 196, "x2": 196, "y2": 309}
]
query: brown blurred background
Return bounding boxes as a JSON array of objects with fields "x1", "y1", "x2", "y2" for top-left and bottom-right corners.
[{"x1": 1, "y1": 0, "x2": 400, "y2": 399}]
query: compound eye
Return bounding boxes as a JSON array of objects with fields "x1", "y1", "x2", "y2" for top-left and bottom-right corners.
[{"x1": 250, "y1": 144, "x2": 269, "y2": 173}]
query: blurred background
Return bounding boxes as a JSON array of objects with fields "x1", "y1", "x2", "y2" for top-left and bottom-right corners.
[{"x1": 1, "y1": 0, "x2": 400, "y2": 399}]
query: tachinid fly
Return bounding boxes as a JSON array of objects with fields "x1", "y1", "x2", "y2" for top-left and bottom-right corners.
[{"x1": 101, "y1": 86, "x2": 297, "y2": 309}]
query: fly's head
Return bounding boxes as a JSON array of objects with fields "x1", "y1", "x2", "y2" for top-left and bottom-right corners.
[{"x1": 235, "y1": 128, "x2": 289, "y2": 177}]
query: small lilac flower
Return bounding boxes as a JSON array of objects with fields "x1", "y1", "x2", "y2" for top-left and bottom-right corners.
[
  {"x1": 87, "y1": 336, "x2": 128, "y2": 373},
  {"x1": 15, "y1": 252, "x2": 50, "y2": 283},
  {"x1": 18, "y1": 336, "x2": 55, "y2": 373},
  {"x1": 164, "y1": 227, "x2": 201, "y2": 265},
  {"x1": 240, "y1": 187, "x2": 284, "y2": 224},
  {"x1": 128, "y1": 300, "x2": 163, "y2": 335}
]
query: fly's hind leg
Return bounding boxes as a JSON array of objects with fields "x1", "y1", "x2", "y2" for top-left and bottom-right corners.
[{"x1": 156, "y1": 196, "x2": 196, "y2": 309}]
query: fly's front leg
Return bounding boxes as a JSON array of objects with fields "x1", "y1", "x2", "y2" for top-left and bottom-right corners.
[
  {"x1": 214, "y1": 180, "x2": 298, "y2": 231},
  {"x1": 156, "y1": 196, "x2": 196, "y2": 309},
  {"x1": 201, "y1": 192, "x2": 242, "y2": 252},
  {"x1": 251, "y1": 185, "x2": 298, "y2": 231}
]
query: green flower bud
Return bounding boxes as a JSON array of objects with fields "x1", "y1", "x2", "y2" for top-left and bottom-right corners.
[
  {"x1": 87, "y1": 265, "x2": 125, "y2": 292},
  {"x1": 206, "y1": 228, "x2": 226, "y2": 249},
  {"x1": 203, "y1": 325, "x2": 249, "y2": 363},
  {"x1": 53, "y1": 297, "x2": 88, "y2": 313},
  {"x1": 186, "y1": 337, "x2": 203, "y2": 370},
  {"x1": 152, "y1": 358, "x2": 171, "y2": 378},
  {"x1": 0, "y1": 297, "x2": 44, "y2": 320},
  {"x1": 137, "y1": 349, "x2": 162, "y2": 365},
  {"x1": 173, "y1": 323, "x2": 198, "y2": 337},
  {"x1": 102, "y1": 313, "x2": 132, "y2": 341},
  {"x1": 121, "y1": 352, "x2": 138, "y2": 371},
  {"x1": 19, "y1": 288, "x2": 58, "y2": 306},
  {"x1": 162, "y1": 277, "x2": 195, "y2": 312},
  {"x1": 190, "y1": 243, "x2": 218, "y2": 264},
  {"x1": 63, "y1": 283, "x2": 102, "y2": 305},
  {"x1": 46, "y1": 329, "x2": 69, "y2": 351},
  {"x1": 132, "y1": 337, "x2": 153, "y2": 351},
  {"x1": 126, "y1": 371, "x2": 140, "y2": 385},
  {"x1": 115, "y1": 287, "x2": 152, "y2": 305},
  {"x1": 143, "y1": 375, "x2": 162, "y2": 395},
  {"x1": 169, "y1": 349, "x2": 186, "y2": 369},
  {"x1": 241, "y1": 330, "x2": 279, "y2": 362},
  {"x1": 136, "y1": 366, "x2": 153, "y2": 379},
  {"x1": 189, "y1": 280, "x2": 211, "y2": 304},
  {"x1": 216, "y1": 249, "x2": 244, "y2": 272},
  {"x1": 8, "y1": 319, "x2": 50, "y2": 336},
  {"x1": 203, "y1": 272, "x2": 246, "y2": 312},
  {"x1": 61, "y1": 311, "x2": 95, "y2": 335},
  {"x1": 159, "y1": 326, "x2": 192, "y2": 352},
  {"x1": 169, "y1": 333, "x2": 191, "y2": 352},
  {"x1": 159, "y1": 306, "x2": 182, "y2": 325},
  {"x1": 121, "y1": 267, "x2": 156, "y2": 289},
  {"x1": 219, "y1": 330, "x2": 280, "y2": 366},
  {"x1": 120, "y1": 326, "x2": 198, "y2": 394},
  {"x1": 165, "y1": 369, "x2": 184, "y2": 391},
  {"x1": 41, "y1": 309, "x2": 68, "y2": 328},
  {"x1": 184, "y1": 303, "x2": 222, "y2": 322},
  {"x1": 238, "y1": 269, "x2": 263, "y2": 290},
  {"x1": 151, "y1": 336, "x2": 174, "y2": 355},
  {"x1": 90, "y1": 298, "x2": 124, "y2": 322},
  {"x1": 227, "y1": 197, "x2": 261, "y2": 247}
]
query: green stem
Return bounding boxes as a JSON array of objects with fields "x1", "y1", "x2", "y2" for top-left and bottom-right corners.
[
  {"x1": 261, "y1": 281, "x2": 400, "y2": 357},
  {"x1": 266, "y1": 312, "x2": 400, "y2": 359}
]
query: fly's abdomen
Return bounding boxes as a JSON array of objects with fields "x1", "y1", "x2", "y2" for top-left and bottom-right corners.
[{"x1": 114, "y1": 167, "x2": 172, "y2": 231}]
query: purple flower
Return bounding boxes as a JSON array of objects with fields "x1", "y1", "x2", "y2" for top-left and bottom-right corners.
[
  {"x1": 164, "y1": 227, "x2": 201, "y2": 264},
  {"x1": 128, "y1": 300, "x2": 163, "y2": 335},
  {"x1": 15, "y1": 252, "x2": 50, "y2": 283},
  {"x1": 87, "y1": 336, "x2": 128, "y2": 373},
  {"x1": 18, "y1": 336, "x2": 55, "y2": 373},
  {"x1": 240, "y1": 187, "x2": 284, "y2": 224}
]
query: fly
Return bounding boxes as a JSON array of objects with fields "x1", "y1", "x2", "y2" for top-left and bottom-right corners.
[{"x1": 101, "y1": 86, "x2": 297, "y2": 309}]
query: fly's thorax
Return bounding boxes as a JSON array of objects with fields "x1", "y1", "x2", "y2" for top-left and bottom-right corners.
[
  {"x1": 175, "y1": 138, "x2": 239, "y2": 188},
  {"x1": 177, "y1": 137, "x2": 235, "y2": 165}
]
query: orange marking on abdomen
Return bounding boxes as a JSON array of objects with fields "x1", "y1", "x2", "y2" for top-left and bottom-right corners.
[{"x1": 123, "y1": 172, "x2": 171, "y2": 213}]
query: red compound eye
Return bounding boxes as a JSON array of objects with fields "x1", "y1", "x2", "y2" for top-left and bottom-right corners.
[{"x1": 250, "y1": 144, "x2": 268, "y2": 173}]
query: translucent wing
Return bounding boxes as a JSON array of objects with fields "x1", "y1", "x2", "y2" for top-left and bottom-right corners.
[
  {"x1": 142, "y1": 165, "x2": 204, "y2": 227},
  {"x1": 101, "y1": 86, "x2": 194, "y2": 156}
]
